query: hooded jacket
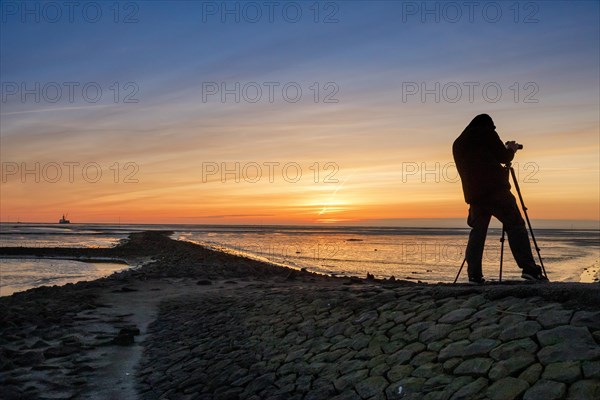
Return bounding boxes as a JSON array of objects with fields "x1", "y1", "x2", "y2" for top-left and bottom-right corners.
[{"x1": 452, "y1": 114, "x2": 515, "y2": 204}]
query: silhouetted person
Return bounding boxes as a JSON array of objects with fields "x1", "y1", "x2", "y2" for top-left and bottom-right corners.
[{"x1": 453, "y1": 114, "x2": 548, "y2": 283}]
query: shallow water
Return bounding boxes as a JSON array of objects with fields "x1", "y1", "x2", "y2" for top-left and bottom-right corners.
[
  {"x1": 175, "y1": 226, "x2": 600, "y2": 284},
  {"x1": 0, "y1": 258, "x2": 129, "y2": 296},
  {"x1": 1, "y1": 223, "x2": 598, "y2": 295}
]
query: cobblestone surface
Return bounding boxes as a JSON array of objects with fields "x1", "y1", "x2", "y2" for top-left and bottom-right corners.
[{"x1": 137, "y1": 283, "x2": 600, "y2": 400}]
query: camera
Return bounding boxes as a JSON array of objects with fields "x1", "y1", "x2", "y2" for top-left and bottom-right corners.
[{"x1": 505, "y1": 141, "x2": 524, "y2": 150}]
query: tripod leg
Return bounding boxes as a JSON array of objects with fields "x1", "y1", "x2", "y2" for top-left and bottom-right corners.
[
  {"x1": 499, "y1": 227, "x2": 505, "y2": 282},
  {"x1": 454, "y1": 258, "x2": 467, "y2": 284},
  {"x1": 509, "y1": 167, "x2": 548, "y2": 278}
]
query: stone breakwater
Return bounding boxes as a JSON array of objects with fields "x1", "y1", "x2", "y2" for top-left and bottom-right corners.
[
  {"x1": 138, "y1": 281, "x2": 600, "y2": 400},
  {"x1": 1, "y1": 231, "x2": 599, "y2": 399}
]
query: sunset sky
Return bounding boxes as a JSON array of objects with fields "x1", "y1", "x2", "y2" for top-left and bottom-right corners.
[{"x1": 1, "y1": 1, "x2": 599, "y2": 227}]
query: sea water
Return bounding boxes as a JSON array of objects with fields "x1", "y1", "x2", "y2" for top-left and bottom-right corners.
[
  {"x1": 0, "y1": 223, "x2": 132, "y2": 295},
  {"x1": 1, "y1": 223, "x2": 598, "y2": 295},
  {"x1": 174, "y1": 225, "x2": 599, "y2": 284}
]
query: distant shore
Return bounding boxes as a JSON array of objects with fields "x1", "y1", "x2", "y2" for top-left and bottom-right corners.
[{"x1": 1, "y1": 231, "x2": 599, "y2": 399}]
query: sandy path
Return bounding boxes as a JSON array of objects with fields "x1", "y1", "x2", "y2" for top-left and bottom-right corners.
[{"x1": 75, "y1": 278, "x2": 252, "y2": 399}]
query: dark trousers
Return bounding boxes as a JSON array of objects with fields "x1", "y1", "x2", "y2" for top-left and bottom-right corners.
[{"x1": 466, "y1": 190, "x2": 536, "y2": 279}]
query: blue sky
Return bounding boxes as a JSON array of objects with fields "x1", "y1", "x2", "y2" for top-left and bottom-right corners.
[{"x1": 1, "y1": 1, "x2": 599, "y2": 225}]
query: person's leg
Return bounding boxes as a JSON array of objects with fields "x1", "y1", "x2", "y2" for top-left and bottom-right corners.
[
  {"x1": 491, "y1": 191, "x2": 537, "y2": 270},
  {"x1": 466, "y1": 204, "x2": 492, "y2": 280}
]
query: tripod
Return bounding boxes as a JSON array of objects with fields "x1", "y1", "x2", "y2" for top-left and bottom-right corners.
[{"x1": 453, "y1": 163, "x2": 548, "y2": 283}]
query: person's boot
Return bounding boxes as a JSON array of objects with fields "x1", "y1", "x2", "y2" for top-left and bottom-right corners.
[
  {"x1": 521, "y1": 265, "x2": 549, "y2": 282},
  {"x1": 467, "y1": 276, "x2": 486, "y2": 285}
]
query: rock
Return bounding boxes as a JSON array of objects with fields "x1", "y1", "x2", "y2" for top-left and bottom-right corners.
[
  {"x1": 215, "y1": 387, "x2": 244, "y2": 399},
  {"x1": 419, "y1": 324, "x2": 452, "y2": 342},
  {"x1": 582, "y1": 361, "x2": 600, "y2": 379},
  {"x1": 449, "y1": 377, "x2": 488, "y2": 400},
  {"x1": 423, "y1": 374, "x2": 454, "y2": 391},
  {"x1": 463, "y1": 338, "x2": 501, "y2": 357},
  {"x1": 537, "y1": 341, "x2": 600, "y2": 365},
  {"x1": 387, "y1": 349, "x2": 414, "y2": 366},
  {"x1": 296, "y1": 375, "x2": 313, "y2": 393},
  {"x1": 489, "y1": 338, "x2": 538, "y2": 360},
  {"x1": 536, "y1": 309, "x2": 573, "y2": 328},
  {"x1": 410, "y1": 352, "x2": 437, "y2": 367},
  {"x1": 324, "y1": 322, "x2": 350, "y2": 338},
  {"x1": 527, "y1": 304, "x2": 562, "y2": 318},
  {"x1": 382, "y1": 341, "x2": 404, "y2": 354},
  {"x1": 462, "y1": 295, "x2": 486, "y2": 309},
  {"x1": 355, "y1": 310, "x2": 378, "y2": 325},
  {"x1": 2, "y1": 385, "x2": 22, "y2": 400},
  {"x1": 498, "y1": 321, "x2": 541, "y2": 341},
  {"x1": 566, "y1": 380, "x2": 600, "y2": 400},
  {"x1": 119, "y1": 326, "x2": 140, "y2": 336},
  {"x1": 367, "y1": 354, "x2": 388, "y2": 368},
  {"x1": 499, "y1": 314, "x2": 526, "y2": 326},
  {"x1": 440, "y1": 376, "x2": 474, "y2": 399},
  {"x1": 30, "y1": 339, "x2": 50, "y2": 349},
  {"x1": 439, "y1": 340, "x2": 470, "y2": 361},
  {"x1": 518, "y1": 363, "x2": 543, "y2": 385},
  {"x1": 232, "y1": 374, "x2": 254, "y2": 387},
  {"x1": 368, "y1": 336, "x2": 388, "y2": 357},
  {"x1": 354, "y1": 376, "x2": 388, "y2": 398},
  {"x1": 542, "y1": 361, "x2": 582, "y2": 383},
  {"x1": 537, "y1": 326, "x2": 595, "y2": 346},
  {"x1": 387, "y1": 365, "x2": 413, "y2": 382},
  {"x1": 112, "y1": 332, "x2": 134, "y2": 346},
  {"x1": 454, "y1": 358, "x2": 493, "y2": 377},
  {"x1": 385, "y1": 383, "x2": 405, "y2": 400},
  {"x1": 339, "y1": 360, "x2": 365, "y2": 375},
  {"x1": 443, "y1": 358, "x2": 462, "y2": 373},
  {"x1": 14, "y1": 350, "x2": 45, "y2": 366},
  {"x1": 486, "y1": 377, "x2": 529, "y2": 400},
  {"x1": 370, "y1": 362, "x2": 390, "y2": 377},
  {"x1": 245, "y1": 373, "x2": 276, "y2": 395},
  {"x1": 285, "y1": 348, "x2": 307, "y2": 363},
  {"x1": 43, "y1": 345, "x2": 79, "y2": 358},
  {"x1": 331, "y1": 391, "x2": 362, "y2": 400},
  {"x1": 196, "y1": 280, "x2": 212, "y2": 285},
  {"x1": 469, "y1": 324, "x2": 502, "y2": 341},
  {"x1": 344, "y1": 278, "x2": 364, "y2": 286},
  {"x1": 571, "y1": 311, "x2": 600, "y2": 331},
  {"x1": 306, "y1": 379, "x2": 336, "y2": 400},
  {"x1": 285, "y1": 271, "x2": 297, "y2": 280},
  {"x1": 396, "y1": 377, "x2": 426, "y2": 394},
  {"x1": 473, "y1": 305, "x2": 499, "y2": 320},
  {"x1": 70, "y1": 364, "x2": 94, "y2": 375},
  {"x1": 523, "y1": 379, "x2": 566, "y2": 400},
  {"x1": 334, "y1": 370, "x2": 368, "y2": 392},
  {"x1": 351, "y1": 335, "x2": 371, "y2": 351},
  {"x1": 448, "y1": 328, "x2": 470, "y2": 341},
  {"x1": 412, "y1": 363, "x2": 443, "y2": 378},
  {"x1": 403, "y1": 342, "x2": 426, "y2": 353},
  {"x1": 439, "y1": 308, "x2": 476, "y2": 324},
  {"x1": 407, "y1": 321, "x2": 434, "y2": 336},
  {"x1": 488, "y1": 352, "x2": 536, "y2": 381}
]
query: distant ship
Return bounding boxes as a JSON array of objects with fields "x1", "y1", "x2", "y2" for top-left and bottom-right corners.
[{"x1": 59, "y1": 214, "x2": 70, "y2": 224}]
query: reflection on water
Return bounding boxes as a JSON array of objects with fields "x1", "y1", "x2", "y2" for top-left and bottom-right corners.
[
  {"x1": 0, "y1": 223, "x2": 598, "y2": 293},
  {"x1": 0, "y1": 224, "x2": 129, "y2": 248},
  {"x1": 0, "y1": 258, "x2": 129, "y2": 296},
  {"x1": 176, "y1": 228, "x2": 600, "y2": 284}
]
